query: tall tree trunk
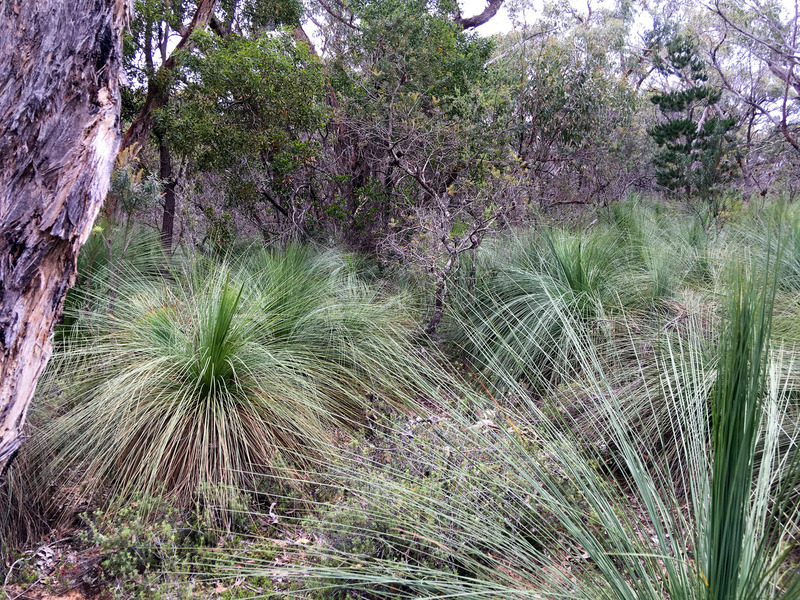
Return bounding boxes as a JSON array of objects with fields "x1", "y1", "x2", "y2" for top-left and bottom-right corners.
[
  {"x1": 0, "y1": 0, "x2": 127, "y2": 477},
  {"x1": 158, "y1": 133, "x2": 177, "y2": 252}
]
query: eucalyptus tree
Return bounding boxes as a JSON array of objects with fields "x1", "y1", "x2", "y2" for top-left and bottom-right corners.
[
  {"x1": 491, "y1": 24, "x2": 639, "y2": 210},
  {"x1": 121, "y1": 0, "x2": 219, "y2": 155},
  {"x1": 706, "y1": 0, "x2": 800, "y2": 199},
  {"x1": 0, "y1": 0, "x2": 127, "y2": 476},
  {"x1": 120, "y1": 0, "x2": 218, "y2": 252},
  {"x1": 709, "y1": 0, "x2": 800, "y2": 155},
  {"x1": 165, "y1": 28, "x2": 327, "y2": 244},
  {"x1": 120, "y1": 0, "x2": 305, "y2": 250}
]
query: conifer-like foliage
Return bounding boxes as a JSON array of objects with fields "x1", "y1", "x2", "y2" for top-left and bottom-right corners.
[{"x1": 648, "y1": 27, "x2": 737, "y2": 211}]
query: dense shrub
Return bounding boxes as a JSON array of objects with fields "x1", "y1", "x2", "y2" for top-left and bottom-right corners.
[{"x1": 29, "y1": 244, "x2": 443, "y2": 520}]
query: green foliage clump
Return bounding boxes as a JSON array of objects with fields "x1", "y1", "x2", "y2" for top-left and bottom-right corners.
[
  {"x1": 109, "y1": 164, "x2": 162, "y2": 216},
  {"x1": 166, "y1": 28, "x2": 326, "y2": 232},
  {"x1": 32, "y1": 243, "x2": 438, "y2": 520},
  {"x1": 77, "y1": 500, "x2": 182, "y2": 584},
  {"x1": 170, "y1": 30, "x2": 325, "y2": 173}
]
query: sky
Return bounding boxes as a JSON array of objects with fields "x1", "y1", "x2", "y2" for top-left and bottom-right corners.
[{"x1": 460, "y1": 0, "x2": 800, "y2": 38}]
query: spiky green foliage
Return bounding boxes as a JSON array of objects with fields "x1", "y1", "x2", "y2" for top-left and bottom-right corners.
[
  {"x1": 449, "y1": 201, "x2": 719, "y2": 389},
  {"x1": 449, "y1": 226, "x2": 620, "y2": 386},
  {"x1": 216, "y1": 255, "x2": 799, "y2": 600},
  {"x1": 607, "y1": 200, "x2": 714, "y2": 297},
  {"x1": 722, "y1": 201, "x2": 800, "y2": 293},
  {"x1": 63, "y1": 227, "x2": 166, "y2": 313},
  {"x1": 706, "y1": 263, "x2": 792, "y2": 600},
  {"x1": 31, "y1": 245, "x2": 438, "y2": 518}
]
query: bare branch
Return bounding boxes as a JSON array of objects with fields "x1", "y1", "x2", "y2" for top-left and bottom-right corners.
[{"x1": 454, "y1": 0, "x2": 505, "y2": 30}]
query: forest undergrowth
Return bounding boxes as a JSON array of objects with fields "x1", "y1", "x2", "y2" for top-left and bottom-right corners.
[{"x1": 2, "y1": 198, "x2": 799, "y2": 600}]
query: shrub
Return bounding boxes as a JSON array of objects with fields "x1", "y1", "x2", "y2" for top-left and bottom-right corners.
[
  {"x1": 225, "y1": 258, "x2": 800, "y2": 600},
  {"x1": 32, "y1": 244, "x2": 442, "y2": 520}
]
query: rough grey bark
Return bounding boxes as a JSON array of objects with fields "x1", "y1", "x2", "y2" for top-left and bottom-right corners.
[
  {"x1": 0, "y1": 0, "x2": 128, "y2": 476},
  {"x1": 157, "y1": 132, "x2": 177, "y2": 252}
]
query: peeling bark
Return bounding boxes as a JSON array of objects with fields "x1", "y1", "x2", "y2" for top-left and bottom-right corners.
[{"x1": 0, "y1": 0, "x2": 128, "y2": 476}]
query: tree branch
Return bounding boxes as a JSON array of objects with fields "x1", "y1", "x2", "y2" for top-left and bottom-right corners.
[
  {"x1": 454, "y1": 0, "x2": 504, "y2": 30},
  {"x1": 120, "y1": 0, "x2": 217, "y2": 155}
]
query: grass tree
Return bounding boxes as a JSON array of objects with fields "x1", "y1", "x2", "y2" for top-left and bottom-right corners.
[
  {"x1": 224, "y1": 255, "x2": 799, "y2": 599},
  {"x1": 30, "y1": 246, "x2": 442, "y2": 520}
]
